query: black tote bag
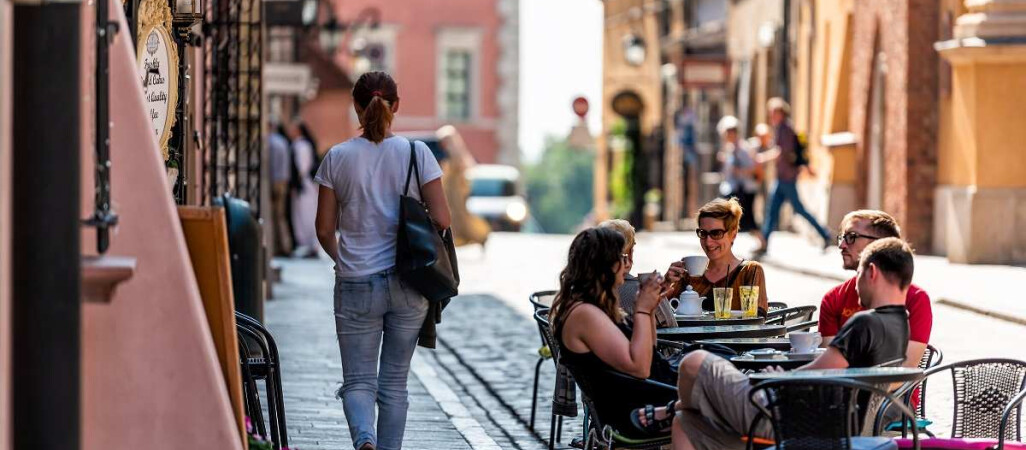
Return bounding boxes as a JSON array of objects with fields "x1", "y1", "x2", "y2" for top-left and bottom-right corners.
[{"x1": 395, "y1": 140, "x2": 460, "y2": 302}]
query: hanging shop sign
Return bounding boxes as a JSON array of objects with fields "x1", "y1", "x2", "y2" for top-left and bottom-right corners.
[{"x1": 136, "y1": 0, "x2": 179, "y2": 161}]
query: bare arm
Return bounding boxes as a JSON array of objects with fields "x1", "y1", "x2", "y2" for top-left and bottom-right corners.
[
  {"x1": 904, "y1": 341, "x2": 927, "y2": 370},
  {"x1": 420, "y1": 178, "x2": 452, "y2": 230},
  {"x1": 798, "y1": 346, "x2": 849, "y2": 371},
  {"x1": 315, "y1": 186, "x2": 339, "y2": 258},
  {"x1": 567, "y1": 305, "x2": 655, "y2": 379}
]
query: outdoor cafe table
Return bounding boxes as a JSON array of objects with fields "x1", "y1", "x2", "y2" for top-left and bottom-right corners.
[
  {"x1": 674, "y1": 312, "x2": 765, "y2": 327},
  {"x1": 657, "y1": 324, "x2": 786, "y2": 341},
  {"x1": 730, "y1": 350, "x2": 821, "y2": 371},
  {"x1": 748, "y1": 367, "x2": 924, "y2": 385},
  {"x1": 697, "y1": 337, "x2": 791, "y2": 351}
]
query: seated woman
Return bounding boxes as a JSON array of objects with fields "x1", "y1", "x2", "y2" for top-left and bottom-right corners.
[
  {"x1": 663, "y1": 198, "x2": 769, "y2": 315},
  {"x1": 550, "y1": 227, "x2": 676, "y2": 436},
  {"x1": 598, "y1": 219, "x2": 678, "y2": 328}
]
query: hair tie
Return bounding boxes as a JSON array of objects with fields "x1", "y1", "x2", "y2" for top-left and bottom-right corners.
[{"x1": 371, "y1": 90, "x2": 384, "y2": 97}]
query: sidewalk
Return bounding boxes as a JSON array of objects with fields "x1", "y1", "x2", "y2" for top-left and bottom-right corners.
[
  {"x1": 713, "y1": 231, "x2": 1026, "y2": 325},
  {"x1": 265, "y1": 257, "x2": 496, "y2": 450}
]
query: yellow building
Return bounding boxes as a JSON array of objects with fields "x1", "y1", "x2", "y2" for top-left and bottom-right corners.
[
  {"x1": 798, "y1": 0, "x2": 1026, "y2": 264},
  {"x1": 597, "y1": 0, "x2": 665, "y2": 224}
]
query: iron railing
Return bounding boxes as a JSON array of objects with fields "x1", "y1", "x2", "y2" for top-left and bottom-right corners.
[
  {"x1": 84, "y1": 0, "x2": 120, "y2": 253},
  {"x1": 204, "y1": 0, "x2": 263, "y2": 215}
]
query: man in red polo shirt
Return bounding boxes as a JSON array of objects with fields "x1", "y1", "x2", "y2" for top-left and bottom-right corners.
[{"x1": 820, "y1": 210, "x2": 932, "y2": 369}]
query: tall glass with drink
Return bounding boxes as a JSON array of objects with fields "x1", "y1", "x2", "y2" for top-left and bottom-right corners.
[
  {"x1": 712, "y1": 287, "x2": 733, "y2": 319},
  {"x1": 739, "y1": 285, "x2": 759, "y2": 318}
]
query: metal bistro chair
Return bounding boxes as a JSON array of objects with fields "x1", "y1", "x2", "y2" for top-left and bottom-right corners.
[
  {"x1": 529, "y1": 291, "x2": 558, "y2": 432},
  {"x1": 533, "y1": 307, "x2": 577, "y2": 449},
  {"x1": 574, "y1": 366, "x2": 677, "y2": 449},
  {"x1": 878, "y1": 358, "x2": 1026, "y2": 443},
  {"x1": 875, "y1": 345, "x2": 944, "y2": 436},
  {"x1": 748, "y1": 378, "x2": 920, "y2": 450},
  {"x1": 765, "y1": 305, "x2": 817, "y2": 326},
  {"x1": 768, "y1": 302, "x2": 789, "y2": 312},
  {"x1": 236, "y1": 312, "x2": 289, "y2": 449}
]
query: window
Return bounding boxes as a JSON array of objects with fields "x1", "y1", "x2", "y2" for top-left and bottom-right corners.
[
  {"x1": 436, "y1": 28, "x2": 480, "y2": 121},
  {"x1": 443, "y1": 50, "x2": 472, "y2": 120}
]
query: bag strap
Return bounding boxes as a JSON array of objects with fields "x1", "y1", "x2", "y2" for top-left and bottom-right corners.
[{"x1": 404, "y1": 139, "x2": 424, "y2": 198}]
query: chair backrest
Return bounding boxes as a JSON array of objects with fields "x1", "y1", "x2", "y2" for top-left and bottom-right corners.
[
  {"x1": 768, "y1": 301, "x2": 789, "y2": 311},
  {"x1": 751, "y1": 378, "x2": 919, "y2": 450},
  {"x1": 766, "y1": 305, "x2": 817, "y2": 326},
  {"x1": 533, "y1": 308, "x2": 560, "y2": 363},
  {"x1": 926, "y1": 359, "x2": 1026, "y2": 440},
  {"x1": 910, "y1": 344, "x2": 944, "y2": 418},
  {"x1": 530, "y1": 290, "x2": 558, "y2": 312}
]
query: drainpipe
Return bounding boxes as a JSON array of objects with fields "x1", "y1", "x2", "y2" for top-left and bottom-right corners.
[{"x1": 11, "y1": 1, "x2": 81, "y2": 448}]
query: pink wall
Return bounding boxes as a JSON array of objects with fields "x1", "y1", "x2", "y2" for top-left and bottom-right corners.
[
  {"x1": 333, "y1": 0, "x2": 504, "y2": 162},
  {"x1": 77, "y1": 2, "x2": 242, "y2": 448},
  {"x1": 0, "y1": 0, "x2": 11, "y2": 447}
]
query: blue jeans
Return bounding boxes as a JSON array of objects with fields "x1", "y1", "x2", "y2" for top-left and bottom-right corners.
[
  {"x1": 761, "y1": 180, "x2": 831, "y2": 243},
  {"x1": 334, "y1": 269, "x2": 429, "y2": 450}
]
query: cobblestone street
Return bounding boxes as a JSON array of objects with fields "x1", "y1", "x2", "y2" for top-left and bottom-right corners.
[{"x1": 267, "y1": 232, "x2": 1026, "y2": 449}]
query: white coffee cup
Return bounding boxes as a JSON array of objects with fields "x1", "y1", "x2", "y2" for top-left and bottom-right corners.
[
  {"x1": 682, "y1": 255, "x2": 709, "y2": 277},
  {"x1": 789, "y1": 332, "x2": 823, "y2": 353}
]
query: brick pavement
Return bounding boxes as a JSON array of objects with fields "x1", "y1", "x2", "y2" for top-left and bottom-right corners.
[{"x1": 265, "y1": 257, "x2": 477, "y2": 450}]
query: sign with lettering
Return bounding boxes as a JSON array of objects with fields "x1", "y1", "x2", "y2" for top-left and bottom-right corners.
[{"x1": 136, "y1": 0, "x2": 178, "y2": 161}]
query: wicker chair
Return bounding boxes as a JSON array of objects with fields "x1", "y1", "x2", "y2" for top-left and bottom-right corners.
[
  {"x1": 236, "y1": 312, "x2": 289, "y2": 449},
  {"x1": 876, "y1": 344, "x2": 944, "y2": 436},
  {"x1": 748, "y1": 378, "x2": 920, "y2": 450},
  {"x1": 880, "y1": 358, "x2": 1026, "y2": 442},
  {"x1": 529, "y1": 290, "x2": 558, "y2": 432}
]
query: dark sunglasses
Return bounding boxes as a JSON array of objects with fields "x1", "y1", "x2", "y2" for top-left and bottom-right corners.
[
  {"x1": 837, "y1": 231, "x2": 880, "y2": 245},
  {"x1": 696, "y1": 228, "x2": 727, "y2": 240}
]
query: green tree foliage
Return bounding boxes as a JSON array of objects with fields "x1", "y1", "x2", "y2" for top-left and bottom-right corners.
[{"x1": 524, "y1": 136, "x2": 594, "y2": 234}]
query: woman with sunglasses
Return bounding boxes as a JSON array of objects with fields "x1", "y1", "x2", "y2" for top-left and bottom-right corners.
[{"x1": 663, "y1": 198, "x2": 769, "y2": 314}]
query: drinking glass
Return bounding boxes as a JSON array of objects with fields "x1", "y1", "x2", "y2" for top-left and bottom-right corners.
[
  {"x1": 739, "y1": 285, "x2": 759, "y2": 318},
  {"x1": 712, "y1": 287, "x2": 733, "y2": 319}
]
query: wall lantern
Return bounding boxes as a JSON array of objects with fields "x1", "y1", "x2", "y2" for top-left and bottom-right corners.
[{"x1": 622, "y1": 33, "x2": 646, "y2": 66}]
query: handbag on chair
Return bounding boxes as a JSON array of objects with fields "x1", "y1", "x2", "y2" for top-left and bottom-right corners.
[{"x1": 395, "y1": 140, "x2": 460, "y2": 302}]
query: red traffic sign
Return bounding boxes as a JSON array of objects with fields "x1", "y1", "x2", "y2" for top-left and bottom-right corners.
[{"x1": 572, "y1": 97, "x2": 589, "y2": 118}]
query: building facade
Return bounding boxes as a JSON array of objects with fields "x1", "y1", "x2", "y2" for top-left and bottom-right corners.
[{"x1": 332, "y1": 0, "x2": 519, "y2": 165}]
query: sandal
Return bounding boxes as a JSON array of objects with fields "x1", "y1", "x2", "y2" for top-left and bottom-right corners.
[{"x1": 629, "y1": 400, "x2": 677, "y2": 435}]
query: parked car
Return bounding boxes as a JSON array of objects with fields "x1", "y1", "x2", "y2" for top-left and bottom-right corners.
[{"x1": 466, "y1": 164, "x2": 529, "y2": 232}]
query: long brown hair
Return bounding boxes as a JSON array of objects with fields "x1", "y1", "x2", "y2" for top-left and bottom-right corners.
[
  {"x1": 549, "y1": 227, "x2": 626, "y2": 334},
  {"x1": 352, "y1": 71, "x2": 398, "y2": 143}
]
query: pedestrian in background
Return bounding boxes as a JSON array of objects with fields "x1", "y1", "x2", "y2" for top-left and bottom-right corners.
[
  {"x1": 716, "y1": 115, "x2": 765, "y2": 249},
  {"x1": 290, "y1": 120, "x2": 320, "y2": 258},
  {"x1": 268, "y1": 117, "x2": 294, "y2": 256},
  {"x1": 314, "y1": 71, "x2": 451, "y2": 450},
  {"x1": 755, "y1": 98, "x2": 832, "y2": 254}
]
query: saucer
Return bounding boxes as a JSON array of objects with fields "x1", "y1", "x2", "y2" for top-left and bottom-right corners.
[{"x1": 788, "y1": 348, "x2": 825, "y2": 356}]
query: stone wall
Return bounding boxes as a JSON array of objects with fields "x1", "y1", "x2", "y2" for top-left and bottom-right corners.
[{"x1": 849, "y1": 0, "x2": 939, "y2": 251}]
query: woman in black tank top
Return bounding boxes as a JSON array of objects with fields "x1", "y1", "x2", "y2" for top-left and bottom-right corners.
[{"x1": 549, "y1": 228, "x2": 676, "y2": 436}]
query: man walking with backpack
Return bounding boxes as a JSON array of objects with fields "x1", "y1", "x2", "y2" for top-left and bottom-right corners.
[{"x1": 755, "y1": 97, "x2": 832, "y2": 254}]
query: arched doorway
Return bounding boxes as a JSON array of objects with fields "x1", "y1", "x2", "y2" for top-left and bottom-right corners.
[{"x1": 610, "y1": 90, "x2": 649, "y2": 226}]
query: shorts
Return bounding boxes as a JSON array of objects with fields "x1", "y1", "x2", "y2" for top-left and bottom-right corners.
[{"x1": 676, "y1": 355, "x2": 773, "y2": 450}]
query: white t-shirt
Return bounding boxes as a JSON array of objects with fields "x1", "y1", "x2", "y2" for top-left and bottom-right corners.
[{"x1": 314, "y1": 136, "x2": 443, "y2": 277}]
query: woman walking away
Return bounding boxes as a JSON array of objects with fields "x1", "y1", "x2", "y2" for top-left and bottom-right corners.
[
  {"x1": 314, "y1": 71, "x2": 451, "y2": 450},
  {"x1": 290, "y1": 120, "x2": 321, "y2": 258}
]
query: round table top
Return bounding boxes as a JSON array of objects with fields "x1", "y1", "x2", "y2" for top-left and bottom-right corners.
[
  {"x1": 697, "y1": 337, "x2": 791, "y2": 351},
  {"x1": 674, "y1": 312, "x2": 765, "y2": 327},
  {"x1": 656, "y1": 324, "x2": 787, "y2": 341},
  {"x1": 730, "y1": 350, "x2": 822, "y2": 371},
  {"x1": 748, "y1": 367, "x2": 925, "y2": 385}
]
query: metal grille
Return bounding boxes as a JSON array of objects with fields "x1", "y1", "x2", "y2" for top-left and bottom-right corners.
[{"x1": 204, "y1": 0, "x2": 263, "y2": 215}]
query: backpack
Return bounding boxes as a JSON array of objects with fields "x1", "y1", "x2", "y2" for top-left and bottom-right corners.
[{"x1": 792, "y1": 130, "x2": 809, "y2": 167}]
